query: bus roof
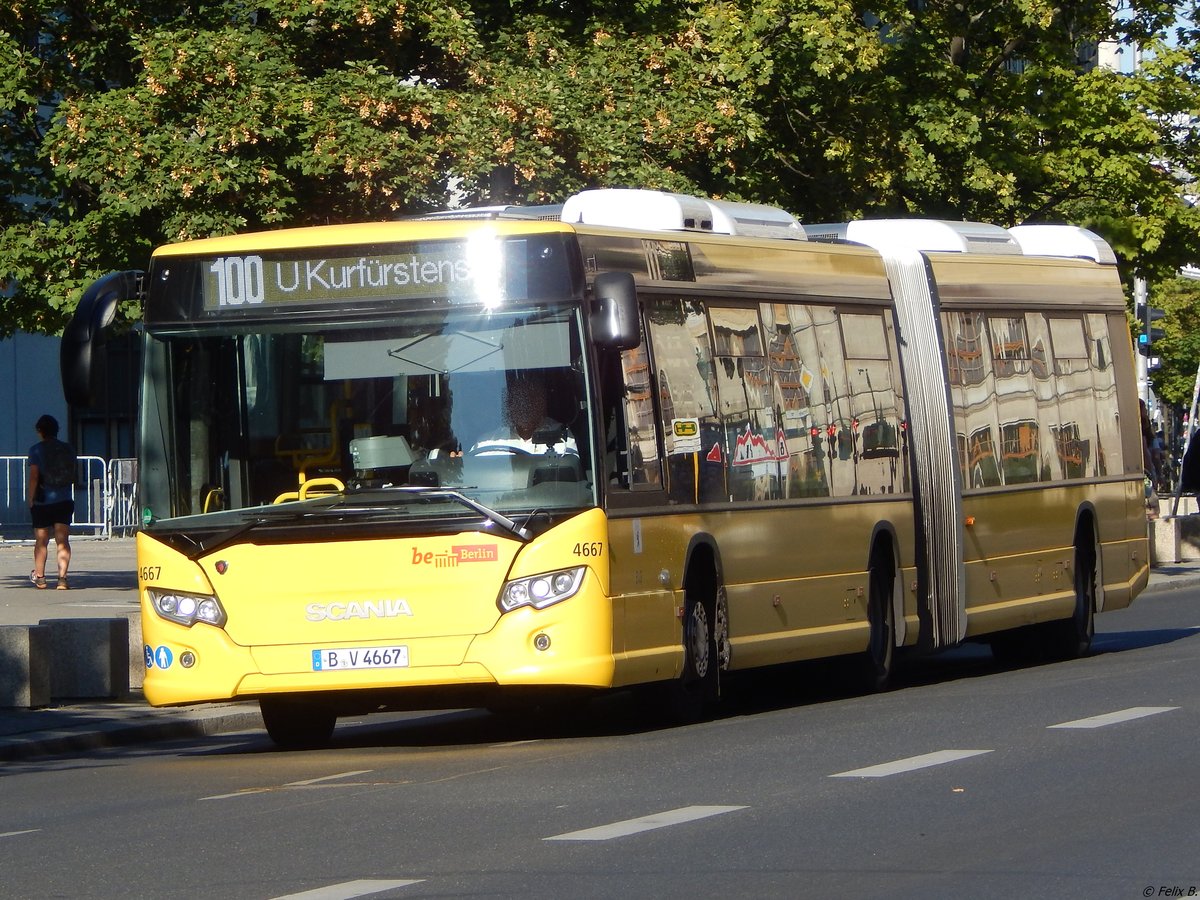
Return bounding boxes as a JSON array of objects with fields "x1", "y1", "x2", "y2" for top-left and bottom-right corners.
[
  {"x1": 151, "y1": 217, "x2": 576, "y2": 258},
  {"x1": 151, "y1": 190, "x2": 1118, "y2": 275}
]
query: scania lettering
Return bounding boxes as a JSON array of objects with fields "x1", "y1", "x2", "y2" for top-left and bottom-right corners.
[{"x1": 305, "y1": 600, "x2": 414, "y2": 622}]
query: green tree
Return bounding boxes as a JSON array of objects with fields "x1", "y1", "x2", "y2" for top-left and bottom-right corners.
[
  {"x1": 737, "y1": 1, "x2": 1200, "y2": 275},
  {"x1": 1, "y1": 1, "x2": 770, "y2": 333},
  {"x1": 2, "y1": 0, "x2": 1198, "y2": 346},
  {"x1": 1148, "y1": 273, "x2": 1200, "y2": 407}
]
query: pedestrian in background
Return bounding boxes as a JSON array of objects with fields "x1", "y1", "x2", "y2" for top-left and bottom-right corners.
[{"x1": 27, "y1": 414, "x2": 76, "y2": 590}]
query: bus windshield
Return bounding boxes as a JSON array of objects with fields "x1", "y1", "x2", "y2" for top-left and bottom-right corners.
[{"x1": 139, "y1": 305, "x2": 597, "y2": 525}]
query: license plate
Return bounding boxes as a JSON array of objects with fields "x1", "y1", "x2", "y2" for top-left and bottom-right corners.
[{"x1": 312, "y1": 646, "x2": 409, "y2": 671}]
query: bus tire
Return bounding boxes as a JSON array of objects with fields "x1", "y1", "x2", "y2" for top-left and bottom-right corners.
[
  {"x1": 1041, "y1": 533, "x2": 1097, "y2": 661},
  {"x1": 260, "y1": 696, "x2": 336, "y2": 749},
  {"x1": 657, "y1": 583, "x2": 720, "y2": 722},
  {"x1": 683, "y1": 591, "x2": 717, "y2": 691},
  {"x1": 855, "y1": 545, "x2": 897, "y2": 692},
  {"x1": 714, "y1": 585, "x2": 732, "y2": 674}
]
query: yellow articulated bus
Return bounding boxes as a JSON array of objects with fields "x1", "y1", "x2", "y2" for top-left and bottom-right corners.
[{"x1": 63, "y1": 189, "x2": 1149, "y2": 747}]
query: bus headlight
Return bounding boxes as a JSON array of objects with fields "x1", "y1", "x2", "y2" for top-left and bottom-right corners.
[
  {"x1": 498, "y1": 567, "x2": 586, "y2": 613},
  {"x1": 148, "y1": 589, "x2": 227, "y2": 628}
]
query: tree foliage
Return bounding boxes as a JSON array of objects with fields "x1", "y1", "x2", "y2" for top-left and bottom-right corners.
[
  {"x1": 2, "y1": 0, "x2": 1199, "y2": 357},
  {"x1": 1148, "y1": 273, "x2": 1200, "y2": 407}
]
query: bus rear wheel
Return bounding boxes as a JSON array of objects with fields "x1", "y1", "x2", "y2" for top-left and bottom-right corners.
[
  {"x1": 855, "y1": 548, "x2": 896, "y2": 692},
  {"x1": 1040, "y1": 538, "x2": 1097, "y2": 661},
  {"x1": 260, "y1": 696, "x2": 337, "y2": 749}
]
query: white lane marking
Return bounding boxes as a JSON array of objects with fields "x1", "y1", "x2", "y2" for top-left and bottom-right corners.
[
  {"x1": 286, "y1": 770, "x2": 373, "y2": 786},
  {"x1": 831, "y1": 749, "x2": 993, "y2": 778},
  {"x1": 544, "y1": 805, "x2": 747, "y2": 841},
  {"x1": 199, "y1": 788, "x2": 272, "y2": 801},
  {"x1": 271, "y1": 880, "x2": 423, "y2": 900},
  {"x1": 201, "y1": 771, "x2": 397, "y2": 800},
  {"x1": 0, "y1": 830, "x2": 40, "y2": 839},
  {"x1": 1048, "y1": 706, "x2": 1179, "y2": 729}
]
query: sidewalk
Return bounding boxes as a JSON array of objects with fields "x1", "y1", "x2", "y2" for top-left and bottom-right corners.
[
  {"x1": 2, "y1": 535, "x2": 1199, "y2": 763},
  {"x1": 0, "y1": 538, "x2": 262, "y2": 762}
]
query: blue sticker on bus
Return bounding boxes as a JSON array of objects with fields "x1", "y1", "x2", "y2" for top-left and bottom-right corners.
[
  {"x1": 144, "y1": 645, "x2": 155, "y2": 669},
  {"x1": 153, "y1": 646, "x2": 174, "y2": 670}
]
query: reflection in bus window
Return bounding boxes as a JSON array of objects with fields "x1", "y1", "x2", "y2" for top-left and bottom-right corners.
[
  {"x1": 1026, "y1": 313, "x2": 1052, "y2": 380},
  {"x1": 1053, "y1": 422, "x2": 1088, "y2": 479},
  {"x1": 650, "y1": 299, "x2": 908, "y2": 504},
  {"x1": 945, "y1": 309, "x2": 1124, "y2": 487},
  {"x1": 1088, "y1": 313, "x2": 1122, "y2": 476},
  {"x1": 622, "y1": 341, "x2": 663, "y2": 488},
  {"x1": 842, "y1": 312, "x2": 906, "y2": 496},
  {"x1": 1001, "y1": 420, "x2": 1041, "y2": 484},
  {"x1": 990, "y1": 316, "x2": 1030, "y2": 379},
  {"x1": 1049, "y1": 316, "x2": 1089, "y2": 376},
  {"x1": 989, "y1": 315, "x2": 1043, "y2": 481},
  {"x1": 964, "y1": 426, "x2": 1002, "y2": 488},
  {"x1": 1025, "y1": 314, "x2": 1059, "y2": 480},
  {"x1": 945, "y1": 312, "x2": 998, "y2": 488},
  {"x1": 772, "y1": 304, "x2": 829, "y2": 498},
  {"x1": 945, "y1": 311, "x2": 987, "y2": 386},
  {"x1": 646, "y1": 298, "x2": 718, "y2": 502},
  {"x1": 1051, "y1": 316, "x2": 1094, "y2": 478},
  {"x1": 711, "y1": 306, "x2": 780, "y2": 502}
]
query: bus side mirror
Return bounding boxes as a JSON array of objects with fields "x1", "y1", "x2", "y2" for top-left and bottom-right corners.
[
  {"x1": 61, "y1": 270, "x2": 143, "y2": 406},
  {"x1": 590, "y1": 271, "x2": 640, "y2": 352}
]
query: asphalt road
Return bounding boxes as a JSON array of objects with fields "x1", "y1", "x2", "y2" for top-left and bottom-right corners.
[{"x1": 2, "y1": 581, "x2": 1199, "y2": 900}]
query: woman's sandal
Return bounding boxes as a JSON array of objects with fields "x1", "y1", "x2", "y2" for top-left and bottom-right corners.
[{"x1": 30, "y1": 570, "x2": 47, "y2": 590}]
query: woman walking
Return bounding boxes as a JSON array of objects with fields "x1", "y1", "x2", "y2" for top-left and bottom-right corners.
[{"x1": 27, "y1": 414, "x2": 76, "y2": 590}]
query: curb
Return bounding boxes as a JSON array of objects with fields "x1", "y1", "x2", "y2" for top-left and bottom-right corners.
[{"x1": 0, "y1": 703, "x2": 263, "y2": 763}]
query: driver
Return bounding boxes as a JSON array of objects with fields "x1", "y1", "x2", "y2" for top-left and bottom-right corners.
[
  {"x1": 471, "y1": 372, "x2": 573, "y2": 455},
  {"x1": 506, "y1": 373, "x2": 556, "y2": 441}
]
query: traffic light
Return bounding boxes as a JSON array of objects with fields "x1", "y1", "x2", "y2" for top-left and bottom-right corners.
[{"x1": 1136, "y1": 302, "x2": 1165, "y2": 356}]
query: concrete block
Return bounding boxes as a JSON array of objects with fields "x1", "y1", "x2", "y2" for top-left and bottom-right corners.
[
  {"x1": 1152, "y1": 517, "x2": 1181, "y2": 566},
  {"x1": 0, "y1": 624, "x2": 51, "y2": 708},
  {"x1": 1179, "y1": 514, "x2": 1200, "y2": 562},
  {"x1": 37, "y1": 617, "x2": 130, "y2": 700},
  {"x1": 1154, "y1": 495, "x2": 1196, "y2": 519},
  {"x1": 126, "y1": 614, "x2": 144, "y2": 692}
]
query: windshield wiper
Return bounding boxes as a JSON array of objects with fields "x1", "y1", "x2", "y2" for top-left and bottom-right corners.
[
  {"x1": 380, "y1": 486, "x2": 532, "y2": 541},
  {"x1": 186, "y1": 486, "x2": 530, "y2": 559},
  {"x1": 186, "y1": 517, "x2": 269, "y2": 561},
  {"x1": 184, "y1": 503, "x2": 335, "y2": 560}
]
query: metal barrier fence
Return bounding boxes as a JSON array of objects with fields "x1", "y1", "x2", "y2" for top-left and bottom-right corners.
[{"x1": 0, "y1": 455, "x2": 139, "y2": 542}]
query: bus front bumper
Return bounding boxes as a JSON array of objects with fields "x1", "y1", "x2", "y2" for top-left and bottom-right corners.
[{"x1": 140, "y1": 589, "x2": 616, "y2": 707}]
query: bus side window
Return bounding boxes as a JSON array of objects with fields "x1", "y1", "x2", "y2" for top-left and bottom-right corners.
[{"x1": 600, "y1": 335, "x2": 662, "y2": 490}]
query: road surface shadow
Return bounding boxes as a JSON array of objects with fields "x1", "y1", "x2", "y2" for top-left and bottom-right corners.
[
  {"x1": 290, "y1": 624, "x2": 1200, "y2": 752},
  {"x1": 1, "y1": 570, "x2": 136, "y2": 591}
]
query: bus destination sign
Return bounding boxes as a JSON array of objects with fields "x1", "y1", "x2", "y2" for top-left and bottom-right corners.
[{"x1": 202, "y1": 246, "x2": 494, "y2": 311}]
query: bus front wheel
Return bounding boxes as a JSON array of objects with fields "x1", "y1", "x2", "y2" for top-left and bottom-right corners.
[
  {"x1": 657, "y1": 589, "x2": 721, "y2": 722},
  {"x1": 683, "y1": 594, "x2": 716, "y2": 693}
]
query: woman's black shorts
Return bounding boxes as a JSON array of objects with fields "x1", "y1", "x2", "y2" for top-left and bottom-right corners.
[{"x1": 31, "y1": 500, "x2": 74, "y2": 529}]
